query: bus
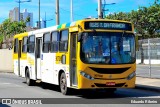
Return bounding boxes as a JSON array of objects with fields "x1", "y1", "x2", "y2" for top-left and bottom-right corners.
[{"x1": 13, "y1": 19, "x2": 136, "y2": 95}]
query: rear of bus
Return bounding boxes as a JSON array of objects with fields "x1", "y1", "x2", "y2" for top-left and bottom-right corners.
[
  {"x1": 76, "y1": 19, "x2": 136, "y2": 91},
  {"x1": 13, "y1": 33, "x2": 28, "y2": 77}
]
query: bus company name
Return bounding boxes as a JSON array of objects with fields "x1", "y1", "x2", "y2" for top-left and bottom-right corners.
[{"x1": 89, "y1": 22, "x2": 126, "y2": 29}]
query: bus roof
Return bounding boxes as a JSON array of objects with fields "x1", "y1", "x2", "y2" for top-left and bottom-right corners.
[
  {"x1": 31, "y1": 19, "x2": 131, "y2": 33},
  {"x1": 15, "y1": 19, "x2": 132, "y2": 37},
  {"x1": 14, "y1": 32, "x2": 28, "y2": 39}
]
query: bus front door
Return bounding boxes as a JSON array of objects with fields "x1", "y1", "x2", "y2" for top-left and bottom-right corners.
[
  {"x1": 70, "y1": 33, "x2": 77, "y2": 86},
  {"x1": 36, "y1": 38, "x2": 42, "y2": 79}
]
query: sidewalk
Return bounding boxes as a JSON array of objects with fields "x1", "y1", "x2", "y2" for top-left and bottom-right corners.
[
  {"x1": 136, "y1": 76, "x2": 160, "y2": 92},
  {"x1": 0, "y1": 70, "x2": 13, "y2": 73}
]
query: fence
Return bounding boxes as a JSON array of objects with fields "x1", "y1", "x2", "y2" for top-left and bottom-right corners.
[
  {"x1": 136, "y1": 38, "x2": 160, "y2": 78},
  {"x1": 136, "y1": 38, "x2": 160, "y2": 64},
  {"x1": 0, "y1": 49, "x2": 13, "y2": 72}
]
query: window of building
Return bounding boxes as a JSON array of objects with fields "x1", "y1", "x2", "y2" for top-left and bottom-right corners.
[
  {"x1": 51, "y1": 31, "x2": 59, "y2": 52},
  {"x1": 22, "y1": 37, "x2": 28, "y2": 53},
  {"x1": 14, "y1": 38, "x2": 18, "y2": 53},
  {"x1": 27, "y1": 35, "x2": 35, "y2": 53},
  {"x1": 59, "y1": 30, "x2": 68, "y2": 52},
  {"x1": 43, "y1": 33, "x2": 50, "y2": 53}
]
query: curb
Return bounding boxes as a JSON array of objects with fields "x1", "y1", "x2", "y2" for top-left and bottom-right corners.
[
  {"x1": 0, "y1": 71, "x2": 13, "y2": 73},
  {"x1": 135, "y1": 84, "x2": 160, "y2": 92}
]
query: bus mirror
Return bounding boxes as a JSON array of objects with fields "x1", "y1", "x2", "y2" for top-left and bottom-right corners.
[
  {"x1": 61, "y1": 55, "x2": 66, "y2": 64},
  {"x1": 78, "y1": 32, "x2": 83, "y2": 42}
]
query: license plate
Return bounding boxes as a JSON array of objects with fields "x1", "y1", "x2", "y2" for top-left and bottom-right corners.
[{"x1": 106, "y1": 82, "x2": 115, "y2": 86}]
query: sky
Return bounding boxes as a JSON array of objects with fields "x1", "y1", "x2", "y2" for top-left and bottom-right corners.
[{"x1": 0, "y1": 0, "x2": 155, "y2": 27}]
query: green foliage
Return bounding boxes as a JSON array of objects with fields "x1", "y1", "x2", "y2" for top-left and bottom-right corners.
[
  {"x1": 106, "y1": 0, "x2": 160, "y2": 38},
  {"x1": 0, "y1": 19, "x2": 26, "y2": 44},
  {"x1": 0, "y1": 35, "x2": 3, "y2": 43}
]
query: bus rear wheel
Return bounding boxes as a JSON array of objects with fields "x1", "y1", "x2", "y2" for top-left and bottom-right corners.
[
  {"x1": 26, "y1": 69, "x2": 34, "y2": 86},
  {"x1": 60, "y1": 72, "x2": 70, "y2": 95}
]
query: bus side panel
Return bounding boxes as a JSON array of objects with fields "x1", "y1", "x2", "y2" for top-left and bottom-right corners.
[
  {"x1": 27, "y1": 53, "x2": 36, "y2": 80},
  {"x1": 41, "y1": 53, "x2": 55, "y2": 83},
  {"x1": 20, "y1": 53, "x2": 27, "y2": 77},
  {"x1": 13, "y1": 59, "x2": 18, "y2": 75},
  {"x1": 55, "y1": 53, "x2": 71, "y2": 87}
]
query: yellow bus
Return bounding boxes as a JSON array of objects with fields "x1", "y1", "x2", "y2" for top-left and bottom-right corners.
[{"x1": 13, "y1": 19, "x2": 136, "y2": 95}]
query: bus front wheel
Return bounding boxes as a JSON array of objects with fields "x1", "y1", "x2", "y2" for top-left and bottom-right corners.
[{"x1": 59, "y1": 72, "x2": 70, "y2": 95}]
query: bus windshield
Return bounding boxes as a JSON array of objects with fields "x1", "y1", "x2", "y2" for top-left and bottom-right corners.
[{"x1": 80, "y1": 32, "x2": 135, "y2": 64}]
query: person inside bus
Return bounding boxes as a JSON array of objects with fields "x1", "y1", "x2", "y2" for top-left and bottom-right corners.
[
  {"x1": 111, "y1": 42, "x2": 123, "y2": 64},
  {"x1": 111, "y1": 42, "x2": 131, "y2": 64},
  {"x1": 102, "y1": 39, "x2": 110, "y2": 63},
  {"x1": 82, "y1": 34, "x2": 92, "y2": 60}
]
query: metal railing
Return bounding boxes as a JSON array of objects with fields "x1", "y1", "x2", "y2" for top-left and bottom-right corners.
[{"x1": 136, "y1": 38, "x2": 160, "y2": 78}]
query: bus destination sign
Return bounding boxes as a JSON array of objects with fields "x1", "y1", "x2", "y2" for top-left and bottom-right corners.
[{"x1": 85, "y1": 21, "x2": 132, "y2": 31}]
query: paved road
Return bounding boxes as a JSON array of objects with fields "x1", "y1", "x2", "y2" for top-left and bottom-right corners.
[
  {"x1": 0, "y1": 73, "x2": 160, "y2": 107},
  {"x1": 136, "y1": 65, "x2": 160, "y2": 78}
]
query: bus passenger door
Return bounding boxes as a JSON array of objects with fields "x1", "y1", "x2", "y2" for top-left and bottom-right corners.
[
  {"x1": 18, "y1": 40, "x2": 22, "y2": 76},
  {"x1": 70, "y1": 33, "x2": 77, "y2": 86},
  {"x1": 36, "y1": 38, "x2": 42, "y2": 79}
]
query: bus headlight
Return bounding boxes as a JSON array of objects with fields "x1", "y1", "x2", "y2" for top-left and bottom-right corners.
[
  {"x1": 80, "y1": 71, "x2": 94, "y2": 80},
  {"x1": 127, "y1": 71, "x2": 136, "y2": 80}
]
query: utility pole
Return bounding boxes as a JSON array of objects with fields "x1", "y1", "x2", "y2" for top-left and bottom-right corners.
[
  {"x1": 98, "y1": 0, "x2": 102, "y2": 19},
  {"x1": 15, "y1": 0, "x2": 31, "y2": 22},
  {"x1": 70, "y1": 0, "x2": 73, "y2": 22},
  {"x1": 39, "y1": 0, "x2": 41, "y2": 29},
  {"x1": 56, "y1": 0, "x2": 60, "y2": 25},
  {"x1": 19, "y1": 0, "x2": 21, "y2": 21}
]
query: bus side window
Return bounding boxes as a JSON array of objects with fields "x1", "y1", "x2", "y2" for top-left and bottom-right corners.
[
  {"x1": 27, "y1": 35, "x2": 35, "y2": 53},
  {"x1": 22, "y1": 37, "x2": 28, "y2": 53},
  {"x1": 51, "y1": 31, "x2": 59, "y2": 52},
  {"x1": 43, "y1": 33, "x2": 51, "y2": 53},
  {"x1": 14, "y1": 38, "x2": 18, "y2": 53},
  {"x1": 59, "y1": 30, "x2": 68, "y2": 52}
]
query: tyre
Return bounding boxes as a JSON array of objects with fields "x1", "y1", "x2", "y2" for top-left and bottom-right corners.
[
  {"x1": 59, "y1": 72, "x2": 70, "y2": 95},
  {"x1": 26, "y1": 69, "x2": 34, "y2": 86}
]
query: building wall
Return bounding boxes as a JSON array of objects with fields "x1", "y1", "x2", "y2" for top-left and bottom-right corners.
[
  {"x1": 9, "y1": 7, "x2": 19, "y2": 22},
  {"x1": 9, "y1": 7, "x2": 33, "y2": 27},
  {"x1": 0, "y1": 49, "x2": 13, "y2": 72},
  {"x1": 22, "y1": 9, "x2": 33, "y2": 27}
]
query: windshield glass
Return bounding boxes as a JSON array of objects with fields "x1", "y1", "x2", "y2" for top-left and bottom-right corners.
[{"x1": 80, "y1": 32, "x2": 135, "y2": 64}]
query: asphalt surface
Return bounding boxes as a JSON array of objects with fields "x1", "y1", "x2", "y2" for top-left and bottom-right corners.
[
  {"x1": 136, "y1": 64, "x2": 160, "y2": 78},
  {"x1": 0, "y1": 64, "x2": 160, "y2": 107},
  {"x1": 0, "y1": 73, "x2": 159, "y2": 98}
]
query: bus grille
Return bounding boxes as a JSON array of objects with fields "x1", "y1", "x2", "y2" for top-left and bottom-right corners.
[
  {"x1": 89, "y1": 67, "x2": 130, "y2": 74},
  {"x1": 94, "y1": 83, "x2": 125, "y2": 87}
]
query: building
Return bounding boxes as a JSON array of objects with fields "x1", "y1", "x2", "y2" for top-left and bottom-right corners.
[
  {"x1": 35, "y1": 18, "x2": 46, "y2": 29},
  {"x1": 9, "y1": 7, "x2": 33, "y2": 27},
  {"x1": 22, "y1": 9, "x2": 33, "y2": 27},
  {"x1": 9, "y1": 7, "x2": 19, "y2": 22}
]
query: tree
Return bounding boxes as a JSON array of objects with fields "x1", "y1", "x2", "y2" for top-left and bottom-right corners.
[
  {"x1": 106, "y1": 1, "x2": 160, "y2": 38},
  {"x1": 0, "y1": 19, "x2": 26, "y2": 48}
]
